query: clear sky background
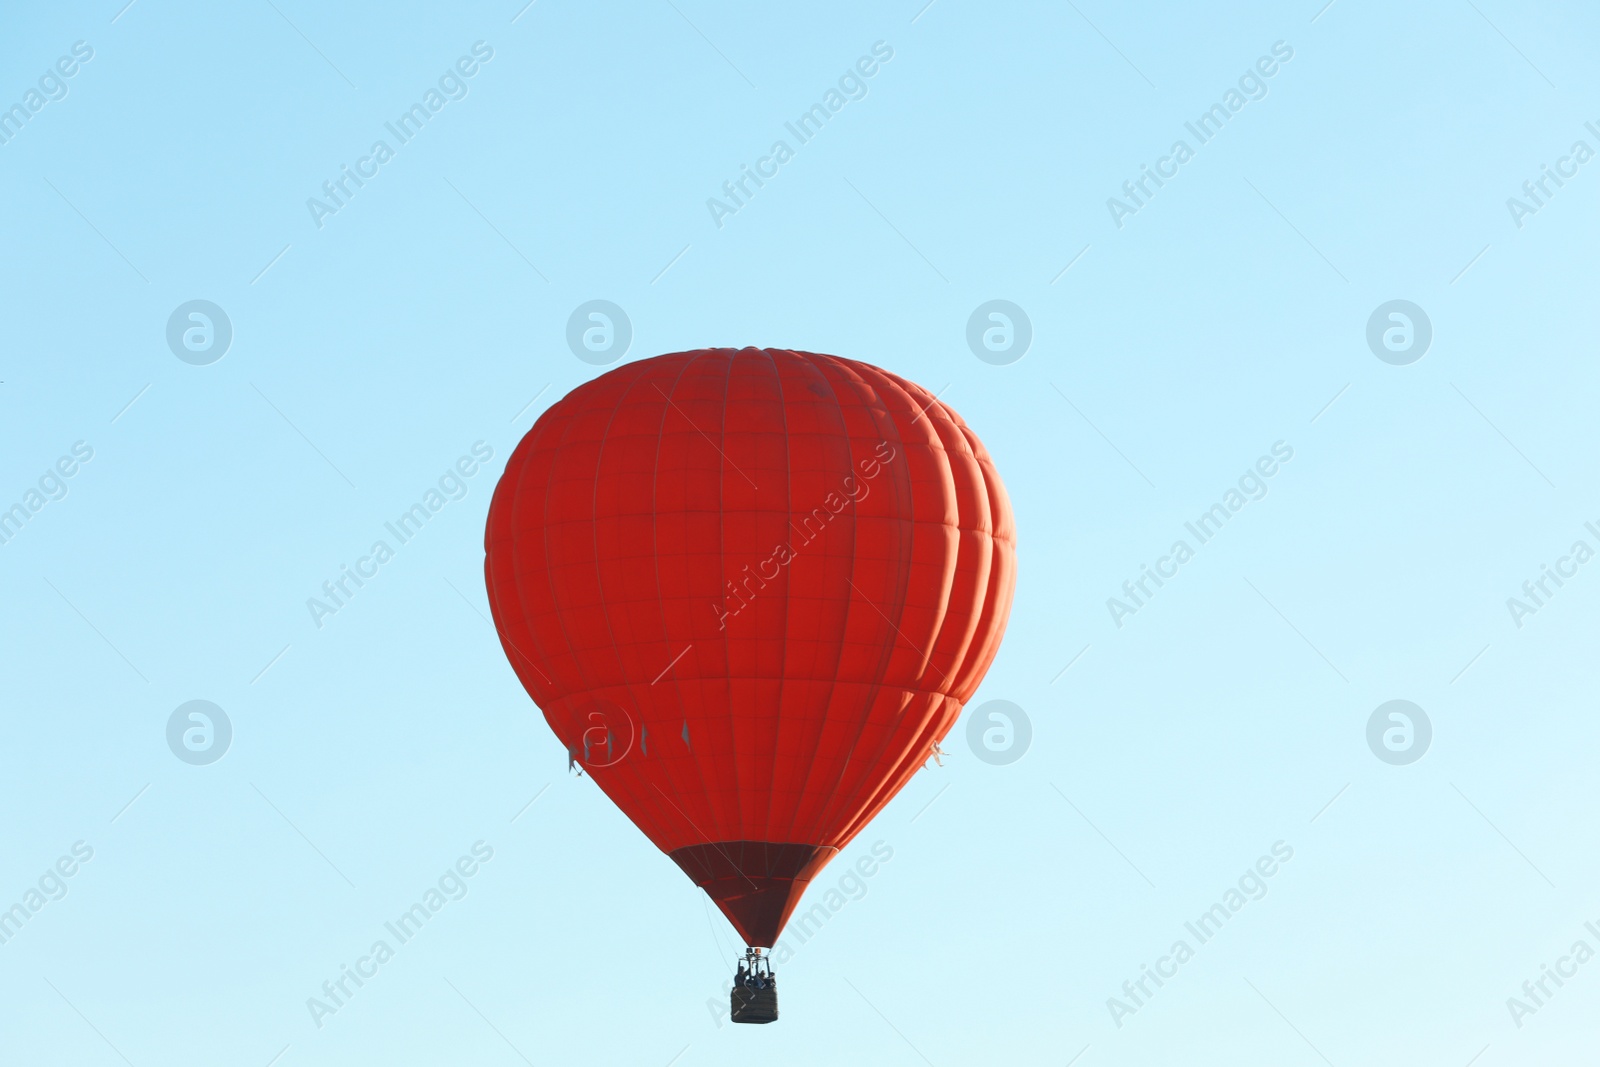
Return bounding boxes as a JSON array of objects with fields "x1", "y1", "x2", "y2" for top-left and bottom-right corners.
[{"x1": 3, "y1": 1, "x2": 1600, "y2": 1064}]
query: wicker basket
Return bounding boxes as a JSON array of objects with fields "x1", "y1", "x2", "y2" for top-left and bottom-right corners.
[{"x1": 731, "y1": 980, "x2": 779, "y2": 1024}]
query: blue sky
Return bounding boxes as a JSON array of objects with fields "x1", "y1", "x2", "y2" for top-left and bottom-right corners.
[{"x1": 3, "y1": 1, "x2": 1600, "y2": 1064}]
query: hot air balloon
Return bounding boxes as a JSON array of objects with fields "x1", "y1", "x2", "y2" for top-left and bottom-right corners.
[{"x1": 483, "y1": 347, "x2": 1015, "y2": 1022}]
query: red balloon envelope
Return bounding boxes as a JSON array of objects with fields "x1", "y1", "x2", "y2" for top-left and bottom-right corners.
[{"x1": 483, "y1": 347, "x2": 1015, "y2": 948}]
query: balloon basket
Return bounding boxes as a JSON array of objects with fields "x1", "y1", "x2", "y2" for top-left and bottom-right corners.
[{"x1": 730, "y1": 948, "x2": 778, "y2": 1025}]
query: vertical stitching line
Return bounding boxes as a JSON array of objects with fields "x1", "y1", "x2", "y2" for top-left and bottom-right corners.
[{"x1": 760, "y1": 349, "x2": 795, "y2": 846}]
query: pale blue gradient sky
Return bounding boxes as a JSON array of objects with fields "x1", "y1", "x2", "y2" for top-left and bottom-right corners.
[{"x1": 3, "y1": 1, "x2": 1600, "y2": 1065}]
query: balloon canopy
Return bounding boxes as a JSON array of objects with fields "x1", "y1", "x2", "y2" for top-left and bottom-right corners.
[{"x1": 483, "y1": 347, "x2": 1015, "y2": 947}]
